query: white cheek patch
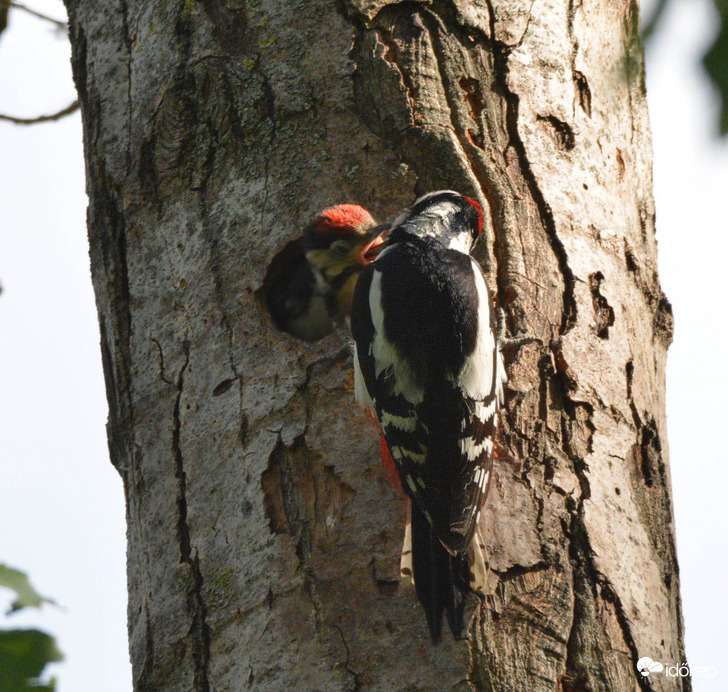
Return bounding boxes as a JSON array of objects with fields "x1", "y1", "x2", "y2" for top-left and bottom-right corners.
[{"x1": 369, "y1": 271, "x2": 425, "y2": 405}]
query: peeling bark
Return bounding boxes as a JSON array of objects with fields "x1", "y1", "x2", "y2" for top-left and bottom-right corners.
[{"x1": 65, "y1": 0, "x2": 686, "y2": 689}]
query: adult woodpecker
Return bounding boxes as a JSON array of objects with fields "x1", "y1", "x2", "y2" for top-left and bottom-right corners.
[
  {"x1": 350, "y1": 190, "x2": 504, "y2": 642},
  {"x1": 266, "y1": 204, "x2": 385, "y2": 341}
]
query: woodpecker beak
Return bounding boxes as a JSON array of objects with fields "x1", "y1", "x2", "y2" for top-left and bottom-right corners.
[{"x1": 358, "y1": 229, "x2": 389, "y2": 264}]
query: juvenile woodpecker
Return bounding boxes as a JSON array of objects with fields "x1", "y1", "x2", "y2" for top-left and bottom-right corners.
[
  {"x1": 266, "y1": 205, "x2": 385, "y2": 341},
  {"x1": 350, "y1": 190, "x2": 505, "y2": 642}
]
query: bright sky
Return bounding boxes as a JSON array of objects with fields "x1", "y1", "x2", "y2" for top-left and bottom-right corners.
[
  {"x1": 645, "y1": 0, "x2": 728, "y2": 684},
  {"x1": 0, "y1": 0, "x2": 725, "y2": 689}
]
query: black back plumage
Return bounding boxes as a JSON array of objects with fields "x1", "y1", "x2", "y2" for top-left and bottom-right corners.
[{"x1": 376, "y1": 234, "x2": 479, "y2": 381}]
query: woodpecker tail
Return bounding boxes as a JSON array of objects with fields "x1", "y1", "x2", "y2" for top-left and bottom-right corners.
[
  {"x1": 401, "y1": 504, "x2": 489, "y2": 642},
  {"x1": 468, "y1": 524, "x2": 488, "y2": 596},
  {"x1": 407, "y1": 502, "x2": 470, "y2": 643}
]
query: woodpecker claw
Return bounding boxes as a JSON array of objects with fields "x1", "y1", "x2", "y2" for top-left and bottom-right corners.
[{"x1": 497, "y1": 308, "x2": 542, "y2": 350}]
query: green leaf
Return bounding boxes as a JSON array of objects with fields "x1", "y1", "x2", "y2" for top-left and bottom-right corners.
[
  {"x1": 0, "y1": 628, "x2": 62, "y2": 690},
  {"x1": 0, "y1": 565, "x2": 55, "y2": 614},
  {"x1": 704, "y1": 0, "x2": 728, "y2": 135}
]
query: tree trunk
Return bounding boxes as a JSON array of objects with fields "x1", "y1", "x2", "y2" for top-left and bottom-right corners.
[{"x1": 65, "y1": 0, "x2": 686, "y2": 689}]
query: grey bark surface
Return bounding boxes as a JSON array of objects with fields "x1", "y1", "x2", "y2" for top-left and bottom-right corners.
[{"x1": 64, "y1": 0, "x2": 686, "y2": 689}]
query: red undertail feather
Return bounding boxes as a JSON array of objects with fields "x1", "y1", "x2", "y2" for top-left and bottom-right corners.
[{"x1": 380, "y1": 435, "x2": 402, "y2": 494}]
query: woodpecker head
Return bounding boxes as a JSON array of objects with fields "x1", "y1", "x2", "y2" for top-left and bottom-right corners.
[
  {"x1": 390, "y1": 190, "x2": 484, "y2": 254},
  {"x1": 303, "y1": 204, "x2": 385, "y2": 284}
]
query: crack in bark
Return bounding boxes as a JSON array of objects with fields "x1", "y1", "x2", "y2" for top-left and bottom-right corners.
[
  {"x1": 625, "y1": 359, "x2": 641, "y2": 430},
  {"x1": 335, "y1": 625, "x2": 363, "y2": 690},
  {"x1": 483, "y1": 5, "x2": 577, "y2": 335},
  {"x1": 151, "y1": 336, "x2": 174, "y2": 385},
  {"x1": 119, "y1": 0, "x2": 133, "y2": 169},
  {"x1": 560, "y1": 397, "x2": 652, "y2": 691},
  {"x1": 257, "y1": 69, "x2": 277, "y2": 225},
  {"x1": 589, "y1": 272, "x2": 615, "y2": 339},
  {"x1": 136, "y1": 602, "x2": 155, "y2": 689},
  {"x1": 418, "y1": 9, "x2": 492, "y2": 204},
  {"x1": 172, "y1": 341, "x2": 211, "y2": 691},
  {"x1": 537, "y1": 114, "x2": 576, "y2": 152},
  {"x1": 566, "y1": 511, "x2": 652, "y2": 692},
  {"x1": 517, "y1": 459, "x2": 553, "y2": 565},
  {"x1": 404, "y1": 4, "x2": 545, "y2": 320},
  {"x1": 375, "y1": 27, "x2": 418, "y2": 124},
  {"x1": 490, "y1": 561, "x2": 549, "y2": 582},
  {"x1": 544, "y1": 360, "x2": 649, "y2": 687},
  {"x1": 566, "y1": 0, "x2": 593, "y2": 120},
  {"x1": 195, "y1": 144, "x2": 246, "y2": 425}
]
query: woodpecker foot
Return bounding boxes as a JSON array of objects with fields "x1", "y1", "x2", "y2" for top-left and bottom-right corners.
[
  {"x1": 497, "y1": 308, "x2": 542, "y2": 350},
  {"x1": 300, "y1": 342, "x2": 351, "y2": 383}
]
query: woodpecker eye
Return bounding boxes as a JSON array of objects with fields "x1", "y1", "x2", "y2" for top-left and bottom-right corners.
[{"x1": 330, "y1": 240, "x2": 351, "y2": 257}]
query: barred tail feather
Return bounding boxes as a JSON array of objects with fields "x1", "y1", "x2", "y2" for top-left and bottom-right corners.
[
  {"x1": 400, "y1": 502, "x2": 413, "y2": 581},
  {"x1": 411, "y1": 502, "x2": 468, "y2": 643},
  {"x1": 468, "y1": 524, "x2": 488, "y2": 595}
]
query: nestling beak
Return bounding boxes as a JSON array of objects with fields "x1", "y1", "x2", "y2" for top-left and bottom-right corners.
[{"x1": 357, "y1": 228, "x2": 389, "y2": 264}]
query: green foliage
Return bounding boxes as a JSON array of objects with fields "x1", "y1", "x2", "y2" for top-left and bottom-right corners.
[
  {"x1": 0, "y1": 629, "x2": 62, "y2": 691},
  {"x1": 0, "y1": 565, "x2": 56, "y2": 614},
  {"x1": 0, "y1": 565, "x2": 62, "y2": 691},
  {"x1": 644, "y1": 0, "x2": 728, "y2": 136},
  {"x1": 703, "y1": 0, "x2": 728, "y2": 134}
]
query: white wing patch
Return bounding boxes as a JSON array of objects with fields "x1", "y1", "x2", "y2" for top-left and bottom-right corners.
[
  {"x1": 381, "y1": 410, "x2": 417, "y2": 432},
  {"x1": 405, "y1": 475, "x2": 419, "y2": 495},
  {"x1": 476, "y1": 399, "x2": 497, "y2": 423},
  {"x1": 369, "y1": 270, "x2": 425, "y2": 405},
  {"x1": 391, "y1": 445, "x2": 426, "y2": 464},
  {"x1": 353, "y1": 344, "x2": 374, "y2": 411},
  {"x1": 460, "y1": 436, "x2": 494, "y2": 462},
  {"x1": 456, "y1": 258, "x2": 500, "y2": 401},
  {"x1": 495, "y1": 349, "x2": 506, "y2": 407}
]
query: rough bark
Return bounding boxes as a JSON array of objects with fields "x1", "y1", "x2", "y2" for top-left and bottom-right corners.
[{"x1": 65, "y1": 0, "x2": 686, "y2": 689}]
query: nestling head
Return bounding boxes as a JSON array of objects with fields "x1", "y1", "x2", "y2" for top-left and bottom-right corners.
[{"x1": 304, "y1": 204, "x2": 383, "y2": 280}]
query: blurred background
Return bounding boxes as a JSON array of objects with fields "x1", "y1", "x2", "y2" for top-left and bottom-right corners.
[{"x1": 0, "y1": 0, "x2": 725, "y2": 688}]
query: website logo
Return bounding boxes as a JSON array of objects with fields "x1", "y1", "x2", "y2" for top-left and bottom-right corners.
[
  {"x1": 636, "y1": 657, "x2": 716, "y2": 680},
  {"x1": 637, "y1": 657, "x2": 664, "y2": 677}
]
